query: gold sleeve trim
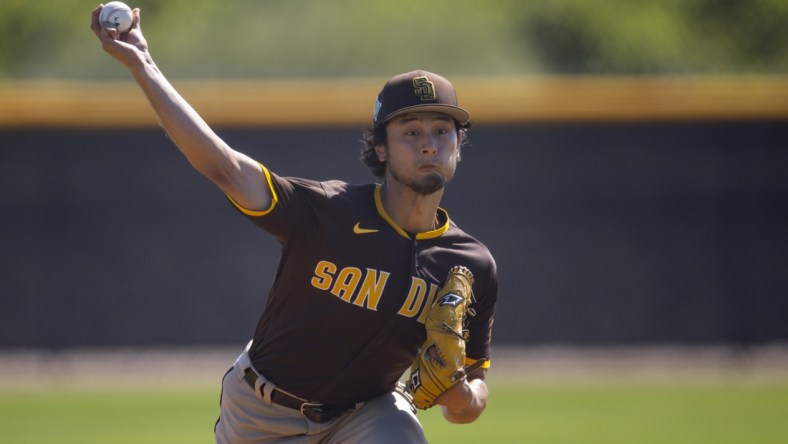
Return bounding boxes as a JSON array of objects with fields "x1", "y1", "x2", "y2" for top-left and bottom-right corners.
[
  {"x1": 225, "y1": 163, "x2": 279, "y2": 216},
  {"x1": 465, "y1": 357, "x2": 491, "y2": 369}
]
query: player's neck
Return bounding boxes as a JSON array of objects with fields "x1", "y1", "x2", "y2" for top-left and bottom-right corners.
[{"x1": 379, "y1": 180, "x2": 444, "y2": 233}]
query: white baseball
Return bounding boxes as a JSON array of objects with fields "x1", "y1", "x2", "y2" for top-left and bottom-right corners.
[{"x1": 99, "y1": 1, "x2": 133, "y2": 34}]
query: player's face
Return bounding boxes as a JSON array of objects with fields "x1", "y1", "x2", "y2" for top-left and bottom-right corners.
[{"x1": 380, "y1": 112, "x2": 460, "y2": 195}]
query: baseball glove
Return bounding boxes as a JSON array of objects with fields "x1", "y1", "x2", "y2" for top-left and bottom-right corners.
[{"x1": 405, "y1": 265, "x2": 485, "y2": 410}]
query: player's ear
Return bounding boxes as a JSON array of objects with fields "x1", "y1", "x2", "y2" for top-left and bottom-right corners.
[
  {"x1": 456, "y1": 126, "x2": 466, "y2": 161},
  {"x1": 374, "y1": 144, "x2": 386, "y2": 162}
]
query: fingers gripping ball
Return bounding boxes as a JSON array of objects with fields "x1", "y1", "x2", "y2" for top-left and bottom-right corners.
[
  {"x1": 406, "y1": 266, "x2": 481, "y2": 410},
  {"x1": 99, "y1": 1, "x2": 133, "y2": 33}
]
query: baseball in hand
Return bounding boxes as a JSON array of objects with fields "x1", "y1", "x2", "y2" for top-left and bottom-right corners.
[{"x1": 99, "y1": 1, "x2": 133, "y2": 34}]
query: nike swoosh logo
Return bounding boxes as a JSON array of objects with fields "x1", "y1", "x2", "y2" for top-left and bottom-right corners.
[{"x1": 353, "y1": 222, "x2": 379, "y2": 234}]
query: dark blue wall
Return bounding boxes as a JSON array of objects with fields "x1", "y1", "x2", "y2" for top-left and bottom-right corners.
[{"x1": 2, "y1": 121, "x2": 787, "y2": 348}]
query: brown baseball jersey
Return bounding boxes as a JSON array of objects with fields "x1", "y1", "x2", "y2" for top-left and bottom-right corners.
[{"x1": 228, "y1": 164, "x2": 498, "y2": 406}]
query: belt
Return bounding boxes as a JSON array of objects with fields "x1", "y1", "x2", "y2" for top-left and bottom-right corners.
[{"x1": 243, "y1": 368, "x2": 354, "y2": 423}]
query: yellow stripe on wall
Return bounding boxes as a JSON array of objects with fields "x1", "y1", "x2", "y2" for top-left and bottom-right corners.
[{"x1": 2, "y1": 76, "x2": 787, "y2": 128}]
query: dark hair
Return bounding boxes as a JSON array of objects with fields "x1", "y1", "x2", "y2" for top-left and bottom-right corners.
[{"x1": 360, "y1": 120, "x2": 471, "y2": 178}]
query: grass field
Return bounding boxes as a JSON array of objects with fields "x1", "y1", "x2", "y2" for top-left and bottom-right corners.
[
  {"x1": 2, "y1": 380, "x2": 787, "y2": 443},
  {"x1": 421, "y1": 380, "x2": 788, "y2": 444},
  {"x1": 2, "y1": 347, "x2": 787, "y2": 443}
]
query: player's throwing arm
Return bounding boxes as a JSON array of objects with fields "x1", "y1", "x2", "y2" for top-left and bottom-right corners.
[{"x1": 90, "y1": 3, "x2": 270, "y2": 211}]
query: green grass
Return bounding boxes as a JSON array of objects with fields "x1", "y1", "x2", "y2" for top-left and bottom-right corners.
[
  {"x1": 0, "y1": 389, "x2": 219, "y2": 444},
  {"x1": 421, "y1": 381, "x2": 788, "y2": 444},
  {"x1": 2, "y1": 381, "x2": 787, "y2": 443}
]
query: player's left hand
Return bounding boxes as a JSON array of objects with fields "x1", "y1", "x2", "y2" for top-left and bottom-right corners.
[
  {"x1": 435, "y1": 375, "x2": 489, "y2": 424},
  {"x1": 435, "y1": 377, "x2": 472, "y2": 407}
]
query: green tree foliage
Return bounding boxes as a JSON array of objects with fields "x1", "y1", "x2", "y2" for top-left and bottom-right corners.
[
  {"x1": 517, "y1": 0, "x2": 788, "y2": 74},
  {"x1": 0, "y1": 0, "x2": 786, "y2": 79}
]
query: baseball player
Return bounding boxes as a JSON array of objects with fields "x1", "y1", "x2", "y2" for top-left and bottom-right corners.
[{"x1": 92, "y1": 5, "x2": 498, "y2": 443}]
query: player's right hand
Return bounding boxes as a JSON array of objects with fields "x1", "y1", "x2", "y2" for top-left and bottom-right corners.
[{"x1": 91, "y1": 4, "x2": 149, "y2": 67}]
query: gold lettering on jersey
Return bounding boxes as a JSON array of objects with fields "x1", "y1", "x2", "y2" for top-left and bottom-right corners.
[
  {"x1": 311, "y1": 260, "x2": 337, "y2": 291},
  {"x1": 311, "y1": 261, "x2": 439, "y2": 319},
  {"x1": 397, "y1": 277, "x2": 427, "y2": 318},
  {"x1": 416, "y1": 284, "x2": 439, "y2": 324},
  {"x1": 353, "y1": 269, "x2": 390, "y2": 311},
  {"x1": 310, "y1": 261, "x2": 389, "y2": 312},
  {"x1": 398, "y1": 277, "x2": 442, "y2": 322},
  {"x1": 332, "y1": 267, "x2": 362, "y2": 302}
]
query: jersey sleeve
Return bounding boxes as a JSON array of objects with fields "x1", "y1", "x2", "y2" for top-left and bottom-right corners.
[
  {"x1": 225, "y1": 163, "x2": 324, "y2": 242},
  {"x1": 464, "y1": 257, "x2": 498, "y2": 369}
]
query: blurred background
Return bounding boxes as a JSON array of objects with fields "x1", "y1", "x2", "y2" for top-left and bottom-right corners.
[
  {"x1": 2, "y1": 0, "x2": 788, "y2": 78},
  {"x1": 2, "y1": 0, "x2": 788, "y2": 366}
]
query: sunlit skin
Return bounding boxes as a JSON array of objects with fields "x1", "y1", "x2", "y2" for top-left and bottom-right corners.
[
  {"x1": 384, "y1": 112, "x2": 459, "y2": 194},
  {"x1": 375, "y1": 112, "x2": 462, "y2": 233}
]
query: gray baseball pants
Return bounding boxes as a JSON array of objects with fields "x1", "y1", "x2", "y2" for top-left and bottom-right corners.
[{"x1": 214, "y1": 343, "x2": 428, "y2": 443}]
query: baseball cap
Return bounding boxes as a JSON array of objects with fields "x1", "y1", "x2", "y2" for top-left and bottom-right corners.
[{"x1": 373, "y1": 70, "x2": 470, "y2": 127}]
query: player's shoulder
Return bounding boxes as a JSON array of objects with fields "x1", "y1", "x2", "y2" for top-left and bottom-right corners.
[
  {"x1": 447, "y1": 222, "x2": 494, "y2": 255},
  {"x1": 282, "y1": 177, "x2": 375, "y2": 198},
  {"x1": 445, "y1": 222, "x2": 497, "y2": 275},
  {"x1": 321, "y1": 180, "x2": 376, "y2": 197}
]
